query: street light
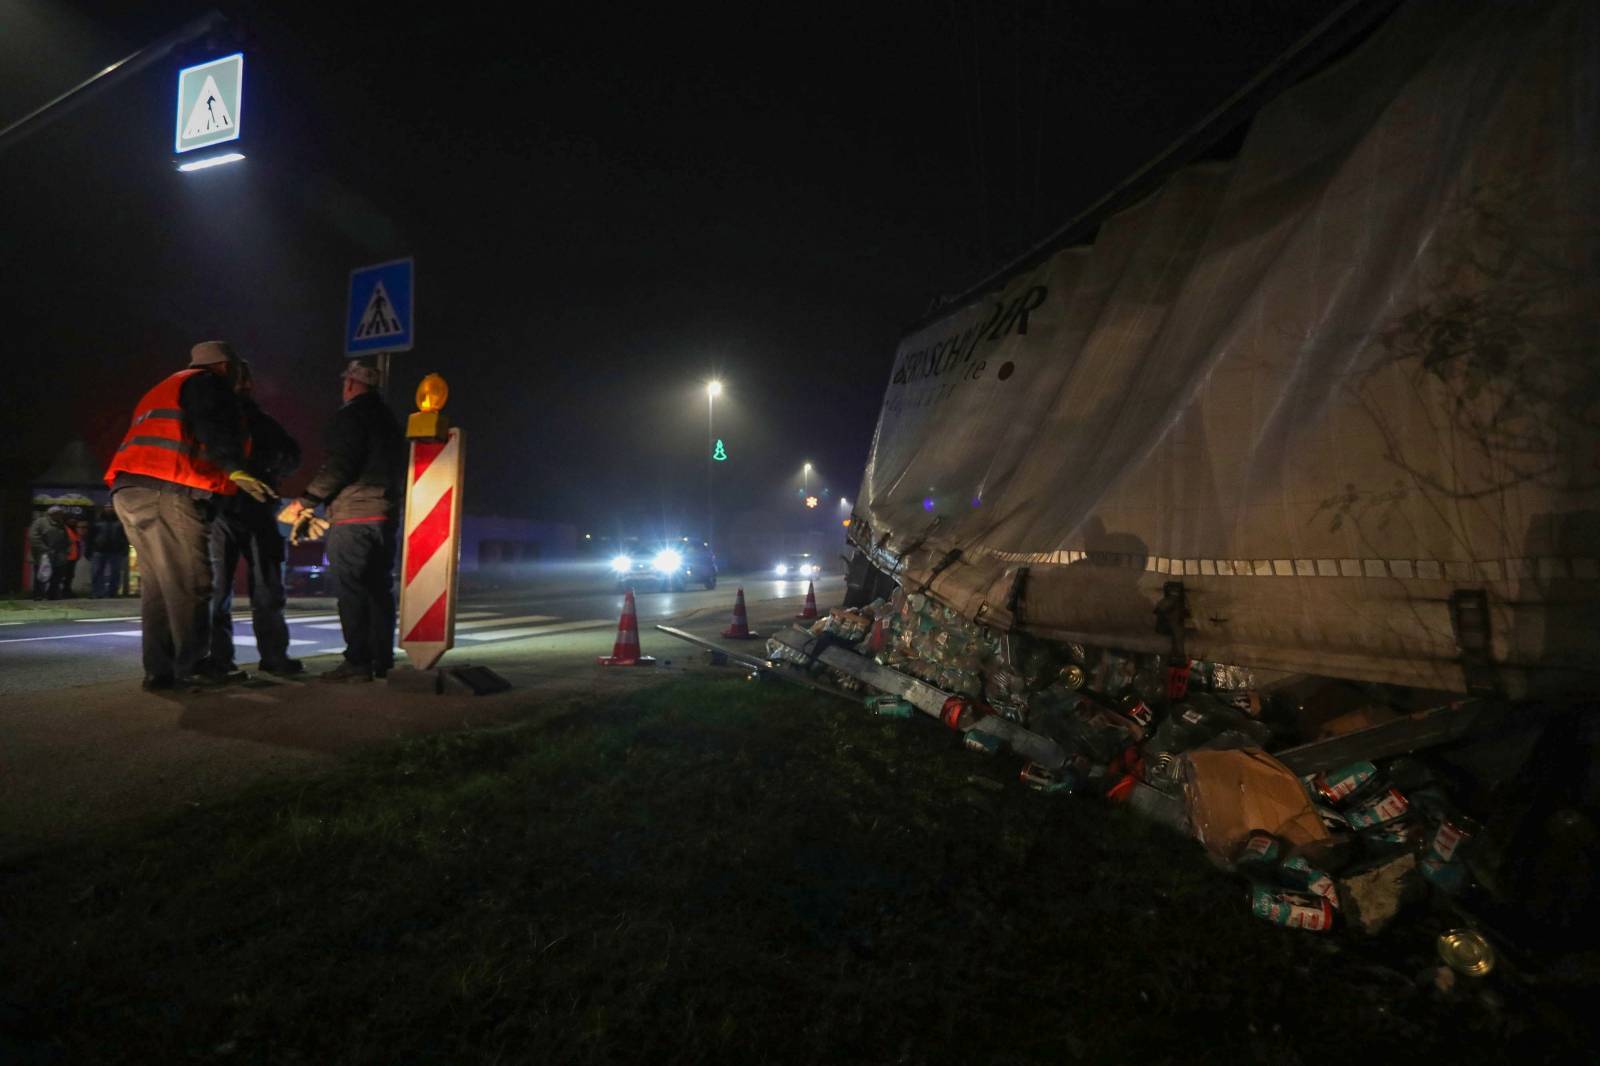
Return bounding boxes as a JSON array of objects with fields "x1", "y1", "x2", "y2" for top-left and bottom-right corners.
[{"x1": 176, "y1": 152, "x2": 244, "y2": 172}]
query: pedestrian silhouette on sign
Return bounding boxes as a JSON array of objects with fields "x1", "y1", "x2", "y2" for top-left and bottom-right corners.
[
  {"x1": 363, "y1": 290, "x2": 393, "y2": 336},
  {"x1": 206, "y1": 94, "x2": 220, "y2": 129}
]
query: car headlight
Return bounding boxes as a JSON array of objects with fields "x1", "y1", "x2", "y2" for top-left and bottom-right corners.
[
  {"x1": 775, "y1": 563, "x2": 788, "y2": 576},
  {"x1": 610, "y1": 555, "x2": 632, "y2": 574},
  {"x1": 653, "y1": 549, "x2": 683, "y2": 573}
]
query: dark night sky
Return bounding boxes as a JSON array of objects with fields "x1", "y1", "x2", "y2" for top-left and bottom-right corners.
[{"x1": 1, "y1": 0, "x2": 1344, "y2": 536}]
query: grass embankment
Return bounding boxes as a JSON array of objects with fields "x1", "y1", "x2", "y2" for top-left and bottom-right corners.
[{"x1": 2, "y1": 677, "x2": 1592, "y2": 1063}]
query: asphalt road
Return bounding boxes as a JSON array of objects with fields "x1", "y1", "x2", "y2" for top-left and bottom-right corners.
[{"x1": 0, "y1": 572, "x2": 840, "y2": 695}]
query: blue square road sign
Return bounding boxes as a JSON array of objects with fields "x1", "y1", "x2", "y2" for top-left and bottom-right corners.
[{"x1": 346, "y1": 258, "x2": 415, "y2": 355}]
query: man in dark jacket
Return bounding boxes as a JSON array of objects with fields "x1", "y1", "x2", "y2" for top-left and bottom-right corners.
[
  {"x1": 104, "y1": 341, "x2": 270, "y2": 690},
  {"x1": 206, "y1": 359, "x2": 304, "y2": 676},
  {"x1": 90, "y1": 504, "x2": 130, "y2": 597},
  {"x1": 27, "y1": 506, "x2": 69, "y2": 600},
  {"x1": 284, "y1": 358, "x2": 404, "y2": 682}
]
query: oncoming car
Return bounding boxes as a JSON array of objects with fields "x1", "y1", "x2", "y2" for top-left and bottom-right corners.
[
  {"x1": 773, "y1": 553, "x2": 823, "y2": 580},
  {"x1": 609, "y1": 537, "x2": 717, "y2": 592}
]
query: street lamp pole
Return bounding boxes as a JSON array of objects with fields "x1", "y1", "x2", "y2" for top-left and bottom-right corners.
[{"x1": 706, "y1": 380, "x2": 722, "y2": 551}]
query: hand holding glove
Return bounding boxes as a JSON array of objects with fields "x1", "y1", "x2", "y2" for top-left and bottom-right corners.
[
  {"x1": 228, "y1": 470, "x2": 277, "y2": 503},
  {"x1": 289, "y1": 511, "x2": 331, "y2": 546}
]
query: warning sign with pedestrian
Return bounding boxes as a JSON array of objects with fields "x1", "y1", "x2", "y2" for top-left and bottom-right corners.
[
  {"x1": 174, "y1": 53, "x2": 243, "y2": 155},
  {"x1": 345, "y1": 258, "x2": 415, "y2": 355}
]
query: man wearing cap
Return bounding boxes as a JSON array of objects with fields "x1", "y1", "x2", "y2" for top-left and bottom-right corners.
[
  {"x1": 27, "y1": 506, "x2": 69, "y2": 600},
  {"x1": 204, "y1": 359, "x2": 304, "y2": 677},
  {"x1": 104, "y1": 341, "x2": 274, "y2": 690},
  {"x1": 280, "y1": 358, "x2": 404, "y2": 682}
]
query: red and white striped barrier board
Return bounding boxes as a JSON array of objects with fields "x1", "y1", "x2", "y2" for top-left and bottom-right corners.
[{"x1": 398, "y1": 428, "x2": 465, "y2": 670}]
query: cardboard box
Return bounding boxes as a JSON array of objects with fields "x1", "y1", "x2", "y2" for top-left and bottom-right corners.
[{"x1": 1183, "y1": 747, "x2": 1330, "y2": 861}]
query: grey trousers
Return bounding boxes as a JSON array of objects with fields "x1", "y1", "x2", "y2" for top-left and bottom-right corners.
[{"x1": 113, "y1": 487, "x2": 215, "y2": 679}]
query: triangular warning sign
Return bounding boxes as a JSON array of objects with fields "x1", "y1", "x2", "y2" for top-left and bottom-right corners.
[
  {"x1": 182, "y1": 74, "x2": 234, "y2": 139},
  {"x1": 354, "y1": 280, "x2": 404, "y2": 340}
]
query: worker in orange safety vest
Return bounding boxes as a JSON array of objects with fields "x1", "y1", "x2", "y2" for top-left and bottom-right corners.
[{"x1": 104, "y1": 341, "x2": 273, "y2": 691}]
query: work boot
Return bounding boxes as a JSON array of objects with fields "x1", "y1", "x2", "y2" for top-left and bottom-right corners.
[
  {"x1": 319, "y1": 661, "x2": 373, "y2": 684},
  {"x1": 186, "y1": 659, "x2": 250, "y2": 687},
  {"x1": 258, "y1": 657, "x2": 306, "y2": 677}
]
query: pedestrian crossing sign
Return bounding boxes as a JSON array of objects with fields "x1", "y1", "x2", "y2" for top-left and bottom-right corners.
[
  {"x1": 346, "y1": 258, "x2": 415, "y2": 355},
  {"x1": 174, "y1": 53, "x2": 243, "y2": 154}
]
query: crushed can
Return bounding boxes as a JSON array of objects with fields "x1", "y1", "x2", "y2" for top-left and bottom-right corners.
[
  {"x1": 963, "y1": 730, "x2": 1003, "y2": 756},
  {"x1": 1437, "y1": 929, "x2": 1496, "y2": 977},
  {"x1": 1020, "y1": 761, "x2": 1077, "y2": 794},
  {"x1": 1420, "y1": 855, "x2": 1468, "y2": 895},
  {"x1": 1226, "y1": 689, "x2": 1262, "y2": 717},
  {"x1": 1427, "y1": 817, "x2": 1474, "y2": 864},
  {"x1": 1302, "y1": 761, "x2": 1379, "y2": 807},
  {"x1": 941, "y1": 696, "x2": 980, "y2": 732},
  {"x1": 1117, "y1": 694, "x2": 1155, "y2": 730},
  {"x1": 1234, "y1": 831, "x2": 1284, "y2": 872},
  {"x1": 1249, "y1": 885, "x2": 1335, "y2": 932},
  {"x1": 1344, "y1": 787, "x2": 1410, "y2": 830},
  {"x1": 1279, "y1": 855, "x2": 1340, "y2": 908},
  {"x1": 1104, "y1": 773, "x2": 1139, "y2": 803},
  {"x1": 1362, "y1": 817, "x2": 1424, "y2": 848},
  {"x1": 1164, "y1": 662, "x2": 1191, "y2": 700},
  {"x1": 864, "y1": 694, "x2": 915, "y2": 718},
  {"x1": 1315, "y1": 805, "x2": 1351, "y2": 832}
]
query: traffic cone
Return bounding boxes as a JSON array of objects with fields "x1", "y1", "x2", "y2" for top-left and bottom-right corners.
[
  {"x1": 598, "y1": 588, "x2": 657, "y2": 666},
  {"x1": 795, "y1": 580, "x2": 819, "y2": 620},
  {"x1": 721, "y1": 587, "x2": 761, "y2": 639}
]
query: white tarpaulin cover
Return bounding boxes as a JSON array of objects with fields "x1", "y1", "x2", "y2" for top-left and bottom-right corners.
[{"x1": 853, "y1": 1, "x2": 1599, "y2": 696}]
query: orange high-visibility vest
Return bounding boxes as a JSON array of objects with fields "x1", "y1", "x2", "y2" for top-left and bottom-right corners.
[
  {"x1": 65, "y1": 524, "x2": 81, "y2": 562},
  {"x1": 103, "y1": 369, "x2": 237, "y2": 495}
]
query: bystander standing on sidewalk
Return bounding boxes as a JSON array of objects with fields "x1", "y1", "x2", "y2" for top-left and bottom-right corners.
[
  {"x1": 27, "y1": 506, "x2": 69, "y2": 601},
  {"x1": 59, "y1": 519, "x2": 84, "y2": 598},
  {"x1": 90, "y1": 504, "x2": 130, "y2": 598}
]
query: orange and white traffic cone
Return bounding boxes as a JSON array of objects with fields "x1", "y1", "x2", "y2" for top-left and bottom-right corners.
[
  {"x1": 795, "y1": 580, "x2": 819, "y2": 620},
  {"x1": 721, "y1": 587, "x2": 760, "y2": 639},
  {"x1": 598, "y1": 588, "x2": 657, "y2": 666}
]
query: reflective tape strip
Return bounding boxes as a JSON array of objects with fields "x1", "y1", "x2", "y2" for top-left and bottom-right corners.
[
  {"x1": 115, "y1": 435, "x2": 200, "y2": 456},
  {"x1": 130, "y1": 407, "x2": 184, "y2": 427},
  {"x1": 967, "y1": 545, "x2": 1599, "y2": 581}
]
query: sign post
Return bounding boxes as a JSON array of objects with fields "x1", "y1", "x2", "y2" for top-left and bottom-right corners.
[{"x1": 397, "y1": 375, "x2": 461, "y2": 671}]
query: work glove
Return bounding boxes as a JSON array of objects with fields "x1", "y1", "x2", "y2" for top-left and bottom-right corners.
[
  {"x1": 289, "y1": 512, "x2": 331, "y2": 546},
  {"x1": 228, "y1": 470, "x2": 277, "y2": 503}
]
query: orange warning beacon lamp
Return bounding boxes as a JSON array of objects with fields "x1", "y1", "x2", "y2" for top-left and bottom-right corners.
[{"x1": 408, "y1": 373, "x2": 450, "y2": 440}]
